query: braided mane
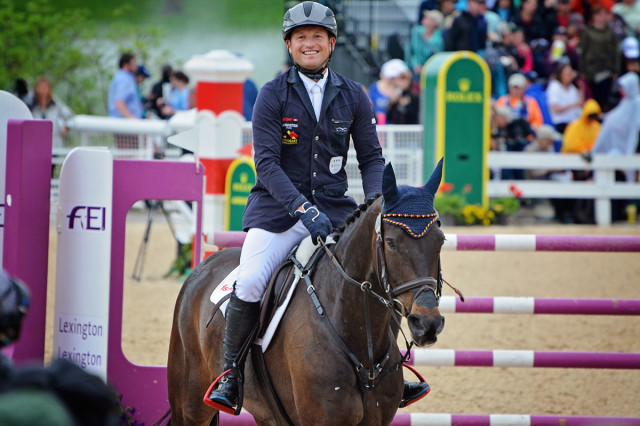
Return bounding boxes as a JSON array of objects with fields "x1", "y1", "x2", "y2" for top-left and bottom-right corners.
[{"x1": 333, "y1": 194, "x2": 381, "y2": 240}]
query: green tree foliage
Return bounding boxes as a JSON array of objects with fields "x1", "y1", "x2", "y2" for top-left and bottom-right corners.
[{"x1": 1, "y1": 0, "x2": 172, "y2": 115}]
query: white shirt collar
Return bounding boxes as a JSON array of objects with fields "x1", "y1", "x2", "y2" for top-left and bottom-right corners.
[{"x1": 299, "y1": 70, "x2": 329, "y2": 94}]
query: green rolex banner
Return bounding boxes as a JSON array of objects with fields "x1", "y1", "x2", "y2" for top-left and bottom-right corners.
[
  {"x1": 422, "y1": 51, "x2": 490, "y2": 206},
  {"x1": 224, "y1": 156, "x2": 256, "y2": 231}
]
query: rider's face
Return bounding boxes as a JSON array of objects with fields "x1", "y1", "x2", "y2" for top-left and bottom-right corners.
[{"x1": 286, "y1": 26, "x2": 335, "y2": 72}]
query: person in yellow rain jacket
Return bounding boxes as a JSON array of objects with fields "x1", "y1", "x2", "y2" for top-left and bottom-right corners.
[{"x1": 561, "y1": 98, "x2": 602, "y2": 154}]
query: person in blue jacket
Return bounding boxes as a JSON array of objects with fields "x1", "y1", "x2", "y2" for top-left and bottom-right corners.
[{"x1": 207, "y1": 1, "x2": 430, "y2": 413}]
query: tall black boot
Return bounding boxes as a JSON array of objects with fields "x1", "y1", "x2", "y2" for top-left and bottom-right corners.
[{"x1": 207, "y1": 292, "x2": 260, "y2": 411}]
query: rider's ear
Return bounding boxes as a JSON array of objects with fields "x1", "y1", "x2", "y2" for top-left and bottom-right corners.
[{"x1": 382, "y1": 163, "x2": 399, "y2": 203}]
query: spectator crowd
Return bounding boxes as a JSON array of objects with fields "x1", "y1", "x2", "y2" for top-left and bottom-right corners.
[{"x1": 10, "y1": 0, "x2": 640, "y2": 224}]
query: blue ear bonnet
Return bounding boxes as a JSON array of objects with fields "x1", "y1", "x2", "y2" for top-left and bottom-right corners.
[{"x1": 381, "y1": 159, "x2": 443, "y2": 238}]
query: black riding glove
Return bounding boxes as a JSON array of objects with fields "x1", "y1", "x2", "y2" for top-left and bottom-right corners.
[{"x1": 294, "y1": 202, "x2": 333, "y2": 245}]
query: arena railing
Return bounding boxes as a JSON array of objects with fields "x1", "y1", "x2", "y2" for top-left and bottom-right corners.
[{"x1": 58, "y1": 115, "x2": 640, "y2": 225}]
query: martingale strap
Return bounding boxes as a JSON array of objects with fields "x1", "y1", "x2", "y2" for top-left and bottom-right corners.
[{"x1": 289, "y1": 248, "x2": 396, "y2": 391}]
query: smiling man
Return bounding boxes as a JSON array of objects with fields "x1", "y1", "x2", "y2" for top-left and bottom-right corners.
[{"x1": 205, "y1": 1, "x2": 430, "y2": 415}]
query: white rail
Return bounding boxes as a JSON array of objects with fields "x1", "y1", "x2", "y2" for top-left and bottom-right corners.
[{"x1": 56, "y1": 116, "x2": 639, "y2": 225}]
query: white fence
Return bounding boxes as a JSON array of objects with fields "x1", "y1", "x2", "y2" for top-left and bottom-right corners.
[{"x1": 58, "y1": 116, "x2": 640, "y2": 226}]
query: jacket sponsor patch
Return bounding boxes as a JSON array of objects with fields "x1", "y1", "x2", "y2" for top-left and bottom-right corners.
[
  {"x1": 282, "y1": 130, "x2": 298, "y2": 145},
  {"x1": 329, "y1": 156, "x2": 343, "y2": 174}
]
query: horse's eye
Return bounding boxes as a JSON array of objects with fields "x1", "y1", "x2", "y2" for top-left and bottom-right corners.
[{"x1": 385, "y1": 237, "x2": 397, "y2": 251}]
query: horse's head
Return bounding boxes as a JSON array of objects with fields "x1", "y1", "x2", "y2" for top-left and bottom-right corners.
[{"x1": 379, "y1": 159, "x2": 445, "y2": 347}]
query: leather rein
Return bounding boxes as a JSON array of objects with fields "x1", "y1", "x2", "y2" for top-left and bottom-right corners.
[{"x1": 289, "y1": 213, "x2": 442, "y2": 393}]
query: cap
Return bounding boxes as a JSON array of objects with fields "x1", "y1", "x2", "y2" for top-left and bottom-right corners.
[
  {"x1": 536, "y1": 124, "x2": 562, "y2": 141},
  {"x1": 494, "y1": 106, "x2": 513, "y2": 123},
  {"x1": 508, "y1": 73, "x2": 527, "y2": 88},
  {"x1": 623, "y1": 36, "x2": 640, "y2": 59},
  {"x1": 136, "y1": 65, "x2": 151, "y2": 78},
  {"x1": 380, "y1": 59, "x2": 410, "y2": 79}
]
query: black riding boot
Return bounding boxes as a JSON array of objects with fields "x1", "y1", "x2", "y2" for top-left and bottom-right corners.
[{"x1": 207, "y1": 292, "x2": 260, "y2": 411}]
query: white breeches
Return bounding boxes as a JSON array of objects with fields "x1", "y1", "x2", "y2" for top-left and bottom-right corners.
[{"x1": 234, "y1": 221, "x2": 309, "y2": 303}]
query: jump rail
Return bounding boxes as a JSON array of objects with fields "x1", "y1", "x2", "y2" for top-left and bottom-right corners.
[
  {"x1": 209, "y1": 232, "x2": 640, "y2": 252},
  {"x1": 439, "y1": 296, "x2": 640, "y2": 315},
  {"x1": 405, "y1": 349, "x2": 640, "y2": 369},
  {"x1": 219, "y1": 412, "x2": 640, "y2": 425}
]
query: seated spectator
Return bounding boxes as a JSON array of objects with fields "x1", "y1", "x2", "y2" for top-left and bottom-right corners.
[
  {"x1": 561, "y1": 98, "x2": 602, "y2": 153},
  {"x1": 406, "y1": 9, "x2": 445, "y2": 79},
  {"x1": 571, "y1": 0, "x2": 614, "y2": 24},
  {"x1": 496, "y1": 73, "x2": 544, "y2": 130},
  {"x1": 159, "y1": 70, "x2": 191, "y2": 118},
  {"x1": 444, "y1": 0, "x2": 488, "y2": 53},
  {"x1": 493, "y1": 0, "x2": 517, "y2": 24},
  {"x1": 387, "y1": 69, "x2": 420, "y2": 124},
  {"x1": 545, "y1": 26, "x2": 580, "y2": 74},
  {"x1": 514, "y1": 0, "x2": 557, "y2": 43},
  {"x1": 368, "y1": 59, "x2": 408, "y2": 124},
  {"x1": 546, "y1": 62, "x2": 583, "y2": 133},
  {"x1": 612, "y1": 0, "x2": 640, "y2": 37},
  {"x1": 441, "y1": 0, "x2": 461, "y2": 30},
  {"x1": 505, "y1": 25, "x2": 534, "y2": 73},
  {"x1": 566, "y1": 12, "x2": 585, "y2": 50},
  {"x1": 579, "y1": 4, "x2": 620, "y2": 113},
  {"x1": 555, "y1": 0, "x2": 573, "y2": 29},
  {"x1": 622, "y1": 36, "x2": 640, "y2": 75},
  {"x1": 491, "y1": 104, "x2": 535, "y2": 179}
]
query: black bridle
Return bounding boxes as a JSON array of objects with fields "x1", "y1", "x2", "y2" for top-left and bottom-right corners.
[{"x1": 290, "y1": 212, "x2": 443, "y2": 393}]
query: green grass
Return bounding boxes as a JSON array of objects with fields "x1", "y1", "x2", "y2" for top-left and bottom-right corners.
[{"x1": 18, "y1": 0, "x2": 283, "y2": 29}]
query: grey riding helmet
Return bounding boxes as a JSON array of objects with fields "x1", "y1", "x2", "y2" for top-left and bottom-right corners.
[{"x1": 283, "y1": 1, "x2": 337, "y2": 40}]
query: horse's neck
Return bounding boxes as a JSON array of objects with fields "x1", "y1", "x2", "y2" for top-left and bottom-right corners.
[{"x1": 318, "y1": 206, "x2": 393, "y2": 354}]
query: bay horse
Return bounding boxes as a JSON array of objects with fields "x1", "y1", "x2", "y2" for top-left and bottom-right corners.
[{"x1": 167, "y1": 160, "x2": 446, "y2": 425}]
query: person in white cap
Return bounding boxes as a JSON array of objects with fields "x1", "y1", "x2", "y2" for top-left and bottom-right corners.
[
  {"x1": 496, "y1": 73, "x2": 544, "y2": 130},
  {"x1": 368, "y1": 58, "x2": 410, "y2": 124},
  {"x1": 621, "y1": 36, "x2": 640, "y2": 77}
]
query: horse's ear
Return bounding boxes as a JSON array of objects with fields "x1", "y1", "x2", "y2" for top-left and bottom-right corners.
[
  {"x1": 424, "y1": 158, "x2": 444, "y2": 196},
  {"x1": 382, "y1": 163, "x2": 399, "y2": 202}
]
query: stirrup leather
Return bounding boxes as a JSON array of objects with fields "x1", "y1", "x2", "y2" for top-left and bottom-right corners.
[{"x1": 399, "y1": 363, "x2": 431, "y2": 408}]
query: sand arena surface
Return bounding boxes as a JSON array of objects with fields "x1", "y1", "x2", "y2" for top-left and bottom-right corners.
[{"x1": 45, "y1": 213, "x2": 640, "y2": 418}]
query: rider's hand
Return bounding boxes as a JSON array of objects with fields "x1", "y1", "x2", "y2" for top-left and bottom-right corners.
[{"x1": 294, "y1": 202, "x2": 333, "y2": 245}]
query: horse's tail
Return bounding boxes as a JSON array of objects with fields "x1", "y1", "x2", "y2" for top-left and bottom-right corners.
[{"x1": 152, "y1": 408, "x2": 171, "y2": 426}]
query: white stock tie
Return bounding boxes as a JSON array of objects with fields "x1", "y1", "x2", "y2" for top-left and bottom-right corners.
[{"x1": 311, "y1": 84, "x2": 321, "y2": 121}]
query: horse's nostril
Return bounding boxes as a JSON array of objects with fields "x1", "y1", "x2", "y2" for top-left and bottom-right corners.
[{"x1": 408, "y1": 314, "x2": 424, "y2": 334}]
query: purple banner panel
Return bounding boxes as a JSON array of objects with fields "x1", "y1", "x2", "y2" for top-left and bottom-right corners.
[
  {"x1": 536, "y1": 235, "x2": 640, "y2": 252},
  {"x1": 534, "y1": 298, "x2": 640, "y2": 315}
]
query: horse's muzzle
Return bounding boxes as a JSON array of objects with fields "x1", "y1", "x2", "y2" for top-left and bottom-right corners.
[{"x1": 407, "y1": 312, "x2": 445, "y2": 346}]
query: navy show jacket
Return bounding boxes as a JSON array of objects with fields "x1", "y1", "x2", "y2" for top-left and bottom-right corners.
[{"x1": 243, "y1": 67, "x2": 385, "y2": 232}]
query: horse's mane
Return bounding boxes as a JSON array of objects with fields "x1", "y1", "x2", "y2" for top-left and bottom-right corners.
[{"x1": 333, "y1": 194, "x2": 382, "y2": 241}]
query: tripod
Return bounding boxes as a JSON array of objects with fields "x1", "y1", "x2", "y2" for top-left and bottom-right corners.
[{"x1": 132, "y1": 201, "x2": 178, "y2": 281}]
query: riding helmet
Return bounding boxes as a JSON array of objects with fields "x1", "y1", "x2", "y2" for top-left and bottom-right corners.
[{"x1": 283, "y1": 1, "x2": 337, "y2": 40}]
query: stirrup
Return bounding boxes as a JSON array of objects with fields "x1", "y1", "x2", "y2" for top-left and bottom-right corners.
[
  {"x1": 399, "y1": 363, "x2": 431, "y2": 408},
  {"x1": 203, "y1": 369, "x2": 241, "y2": 415}
]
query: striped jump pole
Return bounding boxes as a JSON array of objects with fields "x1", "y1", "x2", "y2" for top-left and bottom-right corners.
[
  {"x1": 439, "y1": 296, "x2": 640, "y2": 315},
  {"x1": 210, "y1": 233, "x2": 640, "y2": 252},
  {"x1": 443, "y1": 234, "x2": 640, "y2": 252},
  {"x1": 405, "y1": 349, "x2": 640, "y2": 369},
  {"x1": 391, "y1": 413, "x2": 640, "y2": 425},
  {"x1": 219, "y1": 411, "x2": 640, "y2": 425}
]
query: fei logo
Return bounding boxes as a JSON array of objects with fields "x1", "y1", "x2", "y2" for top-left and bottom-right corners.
[{"x1": 66, "y1": 205, "x2": 107, "y2": 231}]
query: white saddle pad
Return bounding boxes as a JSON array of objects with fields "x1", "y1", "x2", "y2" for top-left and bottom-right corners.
[{"x1": 209, "y1": 235, "x2": 334, "y2": 352}]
